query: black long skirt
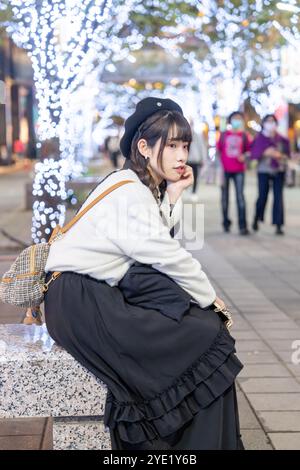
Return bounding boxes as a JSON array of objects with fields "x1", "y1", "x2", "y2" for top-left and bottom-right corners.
[{"x1": 44, "y1": 271, "x2": 244, "y2": 450}]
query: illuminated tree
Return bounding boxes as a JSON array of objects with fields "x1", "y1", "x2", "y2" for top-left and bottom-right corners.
[
  {"x1": 0, "y1": 0, "x2": 139, "y2": 242},
  {"x1": 130, "y1": 1, "x2": 300, "y2": 158},
  {"x1": 1, "y1": 0, "x2": 299, "y2": 241}
]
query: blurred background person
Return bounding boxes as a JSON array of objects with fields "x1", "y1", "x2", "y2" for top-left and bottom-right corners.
[
  {"x1": 187, "y1": 119, "x2": 207, "y2": 202},
  {"x1": 217, "y1": 111, "x2": 252, "y2": 235},
  {"x1": 251, "y1": 114, "x2": 290, "y2": 236},
  {"x1": 105, "y1": 127, "x2": 122, "y2": 169}
]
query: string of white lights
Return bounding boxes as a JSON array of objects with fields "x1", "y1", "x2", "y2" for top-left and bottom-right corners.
[
  {"x1": 1, "y1": 0, "x2": 138, "y2": 242},
  {"x1": 1, "y1": 0, "x2": 299, "y2": 242}
]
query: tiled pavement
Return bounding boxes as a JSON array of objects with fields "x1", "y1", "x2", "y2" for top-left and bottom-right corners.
[
  {"x1": 200, "y1": 245, "x2": 300, "y2": 450},
  {"x1": 1, "y1": 167, "x2": 300, "y2": 449},
  {"x1": 0, "y1": 418, "x2": 53, "y2": 450}
]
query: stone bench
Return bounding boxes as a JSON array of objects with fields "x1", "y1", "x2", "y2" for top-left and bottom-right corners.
[{"x1": 0, "y1": 324, "x2": 110, "y2": 450}]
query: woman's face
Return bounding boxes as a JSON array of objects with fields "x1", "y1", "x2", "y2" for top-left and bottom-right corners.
[
  {"x1": 146, "y1": 133, "x2": 190, "y2": 184},
  {"x1": 230, "y1": 115, "x2": 244, "y2": 131},
  {"x1": 263, "y1": 117, "x2": 277, "y2": 134}
]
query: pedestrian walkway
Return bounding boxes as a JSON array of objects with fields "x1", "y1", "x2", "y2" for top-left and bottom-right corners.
[
  {"x1": 200, "y1": 245, "x2": 300, "y2": 450},
  {"x1": 0, "y1": 167, "x2": 300, "y2": 449},
  {"x1": 0, "y1": 158, "x2": 34, "y2": 176}
]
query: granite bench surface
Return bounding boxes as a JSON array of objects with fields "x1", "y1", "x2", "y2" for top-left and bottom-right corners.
[{"x1": 0, "y1": 324, "x2": 107, "y2": 419}]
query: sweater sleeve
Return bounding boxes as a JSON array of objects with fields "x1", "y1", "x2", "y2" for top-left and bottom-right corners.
[
  {"x1": 250, "y1": 134, "x2": 270, "y2": 160},
  {"x1": 216, "y1": 132, "x2": 224, "y2": 152},
  {"x1": 109, "y1": 186, "x2": 216, "y2": 308}
]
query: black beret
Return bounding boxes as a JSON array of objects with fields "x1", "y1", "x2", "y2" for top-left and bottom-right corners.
[{"x1": 120, "y1": 97, "x2": 183, "y2": 159}]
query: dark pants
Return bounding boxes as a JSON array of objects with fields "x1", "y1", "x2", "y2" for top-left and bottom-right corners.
[
  {"x1": 255, "y1": 172, "x2": 285, "y2": 226},
  {"x1": 221, "y1": 172, "x2": 247, "y2": 230},
  {"x1": 190, "y1": 163, "x2": 201, "y2": 193}
]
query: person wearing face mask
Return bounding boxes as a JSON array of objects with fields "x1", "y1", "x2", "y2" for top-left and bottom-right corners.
[
  {"x1": 186, "y1": 118, "x2": 207, "y2": 202},
  {"x1": 217, "y1": 111, "x2": 252, "y2": 235},
  {"x1": 251, "y1": 114, "x2": 290, "y2": 235}
]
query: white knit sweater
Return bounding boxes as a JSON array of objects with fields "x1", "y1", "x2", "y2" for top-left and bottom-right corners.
[{"x1": 45, "y1": 169, "x2": 216, "y2": 308}]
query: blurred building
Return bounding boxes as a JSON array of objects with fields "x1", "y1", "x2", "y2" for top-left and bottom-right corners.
[
  {"x1": 281, "y1": 43, "x2": 300, "y2": 150},
  {"x1": 0, "y1": 33, "x2": 36, "y2": 165}
]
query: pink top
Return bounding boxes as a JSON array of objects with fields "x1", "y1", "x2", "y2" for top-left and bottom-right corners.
[{"x1": 217, "y1": 131, "x2": 251, "y2": 173}]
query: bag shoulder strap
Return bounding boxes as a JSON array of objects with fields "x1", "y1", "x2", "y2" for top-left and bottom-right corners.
[
  {"x1": 62, "y1": 179, "x2": 135, "y2": 234},
  {"x1": 50, "y1": 179, "x2": 135, "y2": 242},
  {"x1": 45, "y1": 179, "x2": 134, "y2": 290}
]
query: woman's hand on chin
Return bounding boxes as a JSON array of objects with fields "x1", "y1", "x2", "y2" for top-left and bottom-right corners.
[{"x1": 166, "y1": 165, "x2": 194, "y2": 204}]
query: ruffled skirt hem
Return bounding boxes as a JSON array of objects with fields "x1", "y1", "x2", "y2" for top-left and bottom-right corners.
[{"x1": 104, "y1": 324, "x2": 243, "y2": 445}]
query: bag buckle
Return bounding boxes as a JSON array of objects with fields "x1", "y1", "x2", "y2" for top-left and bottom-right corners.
[
  {"x1": 43, "y1": 272, "x2": 61, "y2": 293},
  {"x1": 48, "y1": 225, "x2": 63, "y2": 245}
]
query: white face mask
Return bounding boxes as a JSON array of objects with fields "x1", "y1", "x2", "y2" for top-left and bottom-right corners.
[{"x1": 263, "y1": 121, "x2": 277, "y2": 134}]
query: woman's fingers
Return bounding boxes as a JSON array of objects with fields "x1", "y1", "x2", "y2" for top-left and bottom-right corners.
[{"x1": 214, "y1": 296, "x2": 226, "y2": 310}]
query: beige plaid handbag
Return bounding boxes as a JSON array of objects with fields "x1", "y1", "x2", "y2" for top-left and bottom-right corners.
[{"x1": 0, "y1": 180, "x2": 134, "y2": 310}]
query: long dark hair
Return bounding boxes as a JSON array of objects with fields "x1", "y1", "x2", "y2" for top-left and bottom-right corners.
[
  {"x1": 128, "y1": 110, "x2": 192, "y2": 202},
  {"x1": 261, "y1": 114, "x2": 278, "y2": 126},
  {"x1": 227, "y1": 111, "x2": 244, "y2": 123}
]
